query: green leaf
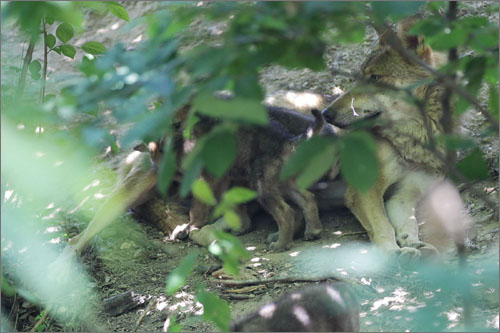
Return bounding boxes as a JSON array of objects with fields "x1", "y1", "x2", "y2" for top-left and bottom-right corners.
[
  {"x1": 459, "y1": 16, "x2": 489, "y2": 30},
  {"x1": 166, "y1": 315, "x2": 182, "y2": 332},
  {"x1": 1, "y1": 272, "x2": 16, "y2": 297},
  {"x1": 409, "y1": 16, "x2": 445, "y2": 37},
  {"x1": 180, "y1": 159, "x2": 203, "y2": 198},
  {"x1": 192, "y1": 179, "x2": 217, "y2": 206},
  {"x1": 82, "y1": 41, "x2": 106, "y2": 55},
  {"x1": 165, "y1": 251, "x2": 198, "y2": 295},
  {"x1": 56, "y1": 22, "x2": 74, "y2": 43},
  {"x1": 295, "y1": 142, "x2": 336, "y2": 190},
  {"x1": 223, "y1": 187, "x2": 257, "y2": 205},
  {"x1": 52, "y1": 46, "x2": 62, "y2": 55},
  {"x1": 30, "y1": 72, "x2": 41, "y2": 80},
  {"x1": 45, "y1": 16, "x2": 55, "y2": 25},
  {"x1": 210, "y1": 230, "x2": 250, "y2": 275},
  {"x1": 275, "y1": 40, "x2": 326, "y2": 71},
  {"x1": 157, "y1": 140, "x2": 177, "y2": 196},
  {"x1": 201, "y1": 130, "x2": 237, "y2": 178},
  {"x1": 106, "y1": 2, "x2": 130, "y2": 22},
  {"x1": 195, "y1": 289, "x2": 231, "y2": 331},
  {"x1": 281, "y1": 136, "x2": 334, "y2": 181},
  {"x1": 45, "y1": 33, "x2": 56, "y2": 49},
  {"x1": 339, "y1": 131, "x2": 379, "y2": 192},
  {"x1": 372, "y1": 1, "x2": 423, "y2": 21},
  {"x1": 60, "y1": 45, "x2": 76, "y2": 59},
  {"x1": 193, "y1": 94, "x2": 269, "y2": 125},
  {"x1": 224, "y1": 209, "x2": 241, "y2": 230},
  {"x1": 436, "y1": 135, "x2": 476, "y2": 152},
  {"x1": 29, "y1": 60, "x2": 41, "y2": 74},
  {"x1": 456, "y1": 148, "x2": 490, "y2": 181},
  {"x1": 428, "y1": 27, "x2": 468, "y2": 50},
  {"x1": 489, "y1": 84, "x2": 499, "y2": 122},
  {"x1": 8, "y1": 65, "x2": 21, "y2": 72}
]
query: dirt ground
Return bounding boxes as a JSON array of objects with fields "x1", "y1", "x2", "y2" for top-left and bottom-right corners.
[{"x1": 2, "y1": 2, "x2": 498, "y2": 332}]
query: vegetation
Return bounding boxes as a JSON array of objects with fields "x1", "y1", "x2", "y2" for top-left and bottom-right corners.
[{"x1": 1, "y1": 1, "x2": 498, "y2": 331}]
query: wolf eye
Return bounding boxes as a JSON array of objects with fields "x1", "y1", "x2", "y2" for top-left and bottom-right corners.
[{"x1": 368, "y1": 74, "x2": 381, "y2": 82}]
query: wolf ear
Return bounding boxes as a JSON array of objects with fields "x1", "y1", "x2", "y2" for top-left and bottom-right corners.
[{"x1": 397, "y1": 16, "x2": 434, "y2": 64}]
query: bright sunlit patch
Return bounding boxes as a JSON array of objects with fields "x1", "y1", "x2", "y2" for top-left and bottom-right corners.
[
  {"x1": 246, "y1": 246, "x2": 256, "y2": 251},
  {"x1": 285, "y1": 91, "x2": 322, "y2": 109},
  {"x1": 289, "y1": 251, "x2": 300, "y2": 257},
  {"x1": 111, "y1": 22, "x2": 120, "y2": 30},
  {"x1": 125, "y1": 73, "x2": 139, "y2": 85},
  {"x1": 94, "y1": 193, "x2": 106, "y2": 199},
  {"x1": 156, "y1": 296, "x2": 168, "y2": 311},
  {"x1": 35, "y1": 126, "x2": 45, "y2": 133},
  {"x1": 333, "y1": 230, "x2": 342, "y2": 235},
  {"x1": 487, "y1": 314, "x2": 499, "y2": 329},
  {"x1": 45, "y1": 226, "x2": 60, "y2": 233},
  {"x1": 322, "y1": 243, "x2": 341, "y2": 249},
  {"x1": 17, "y1": 124, "x2": 25, "y2": 130},
  {"x1": 445, "y1": 309, "x2": 461, "y2": 329},
  {"x1": 2, "y1": 240, "x2": 13, "y2": 251},
  {"x1": 326, "y1": 285, "x2": 345, "y2": 307},
  {"x1": 50, "y1": 237, "x2": 62, "y2": 244},
  {"x1": 54, "y1": 161, "x2": 64, "y2": 167},
  {"x1": 293, "y1": 305, "x2": 310, "y2": 326},
  {"x1": 35, "y1": 152, "x2": 45, "y2": 158},
  {"x1": 251, "y1": 257, "x2": 261, "y2": 262},
  {"x1": 18, "y1": 247, "x2": 28, "y2": 254},
  {"x1": 259, "y1": 303, "x2": 277, "y2": 318},
  {"x1": 116, "y1": 66, "x2": 130, "y2": 76},
  {"x1": 360, "y1": 249, "x2": 368, "y2": 254},
  {"x1": 126, "y1": 150, "x2": 142, "y2": 164},
  {"x1": 332, "y1": 86, "x2": 344, "y2": 95},
  {"x1": 132, "y1": 34, "x2": 143, "y2": 43},
  {"x1": 360, "y1": 277, "x2": 372, "y2": 285},
  {"x1": 4, "y1": 189, "x2": 14, "y2": 202}
]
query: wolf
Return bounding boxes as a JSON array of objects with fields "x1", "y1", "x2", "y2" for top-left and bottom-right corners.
[
  {"x1": 230, "y1": 282, "x2": 360, "y2": 332},
  {"x1": 188, "y1": 107, "x2": 337, "y2": 251},
  {"x1": 322, "y1": 17, "x2": 455, "y2": 265}
]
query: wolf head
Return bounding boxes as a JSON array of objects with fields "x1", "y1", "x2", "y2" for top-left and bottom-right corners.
[{"x1": 323, "y1": 17, "x2": 439, "y2": 128}]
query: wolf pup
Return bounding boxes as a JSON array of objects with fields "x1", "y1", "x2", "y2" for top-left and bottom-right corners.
[
  {"x1": 230, "y1": 282, "x2": 360, "y2": 332},
  {"x1": 189, "y1": 108, "x2": 335, "y2": 251},
  {"x1": 322, "y1": 17, "x2": 453, "y2": 266}
]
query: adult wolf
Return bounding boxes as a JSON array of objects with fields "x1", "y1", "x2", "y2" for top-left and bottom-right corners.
[{"x1": 323, "y1": 17, "x2": 456, "y2": 266}]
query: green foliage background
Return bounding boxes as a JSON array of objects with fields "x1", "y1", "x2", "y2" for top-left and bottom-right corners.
[{"x1": 1, "y1": 1, "x2": 498, "y2": 331}]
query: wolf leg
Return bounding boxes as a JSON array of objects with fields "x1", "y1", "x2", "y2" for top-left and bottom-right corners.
[
  {"x1": 258, "y1": 187, "x2": 295, "y2": 252},
  {"x1": 285, "y1": 185, "x2": 322, "y2": 240},
  {"x1": 385, "y1": 172, "x2": 438, "y2": 257},
  {"x1": 345, "y1": 185, "x2": 422, "y2": 268}
]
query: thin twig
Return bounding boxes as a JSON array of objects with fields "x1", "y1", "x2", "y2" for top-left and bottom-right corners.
[
  {"x1": 17, "y1": 35, "x2": 36, "y2": 99},
  {"x1": 40, "y1": 18, "x2": 48, "y2": 103},
  {"x1": 134, "y1": 296, "x2": 157, "y2": 332},
  {"x1": 30, "y1": 308, "x2": 49, "y2": 333}
]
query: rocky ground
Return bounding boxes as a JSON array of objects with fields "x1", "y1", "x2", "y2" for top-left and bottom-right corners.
[{"x1": 2, "y1": 2, "x2": 498, "y2": 332}]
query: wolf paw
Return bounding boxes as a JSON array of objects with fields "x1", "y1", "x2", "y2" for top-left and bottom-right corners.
[
  {"x1": 408, "y1": 242, "x2": 439, "y2": 258},
  {"x1": 269, "y1": 241, "x2": 290, "y2": 252},
  {"x1": 304, "y1": 227, "x2": 322, "y2": 241},
  {"x1": 267, "y1": 232, "x2": 279, "y2": 244},
  {"x1": 391, "y1": 247, "x2": 421, "y2": 269}
]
